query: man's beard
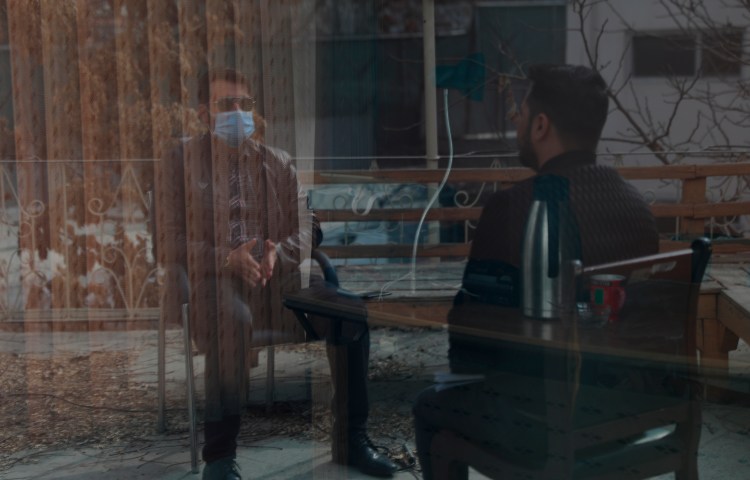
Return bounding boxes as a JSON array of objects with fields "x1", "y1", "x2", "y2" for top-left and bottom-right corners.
[{"x1": 517, "y1": 121, "x2": 537, "y2": 170}]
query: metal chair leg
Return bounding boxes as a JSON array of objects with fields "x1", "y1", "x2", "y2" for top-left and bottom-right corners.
[
  {"x1": 182, "y1": 303, "x2": 199, "y2": 474},
  {"x1": 265, "y1": 345, "x2": 275, "y2": 413},
  {"x1": 157, "y1": 310, "x2": 166, "y2": 433}
]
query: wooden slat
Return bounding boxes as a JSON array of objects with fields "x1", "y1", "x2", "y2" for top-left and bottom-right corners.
[
  {"x1": 75, "y1": 0, "x2": 121, "y2": 436},
  {"x1": 302, "y1": 163, "x2": 750, "y2": 186},
  {"x1": 257, "y1": 1, "x2": 306, "y2": 344},
  {"x1": 260, "y1": 0, "x2": 297, "y2": 152},
  {"x1": 147, "y1": 0, "x2": 181, "y2": 158},
  {"x1": 38, "y1": 0, "x2": 89, "y2": 441},
  {"x1": 367, "y1": 301, "x2": 453, "y2": 328},
  {"x1": 115, "y1": 0, "x2": 154, "y2": 312},
  {"x1": 319, "y1": 243, "x2": 471, "y2": 258},
  {"x1": 649, "y1": 204, "x2": 693, "y2": 217},
  {"x1": 680, "y1": 177, "x2": 707, "y2": 235},
  {"x1": 698, "y1": 291, "x2": 718, "y2": 321},
  {"x1": 659, "y1": 240, "x2": 750, "y2": 254},
  {"x1": 8, "y1": 0, "x2": 50, "y2": 310},
  {"x1": 40, "y1": 0, "x2": 85, "y2": 310},
  {"x1": 317, "y1": 207, "x2": 483, "y2": 222},
  {"x1": 718, "y1": 289, "x2": 750, "y2": 344},
  {"x1": 300, "y1": 168, "x2": 533, "y2": 185},
  {"x1": 617, "y1": 164, "x2": 699, "y2": 180},
  {"x1": 695, "y1": 163, "x2": 750, "y2": 177},
  {"x1": 653, "y1": 202, "x2": 750, "y2": 219},
  {"x1": 693, "y1": 201, "x2": 750, "y2": 218},
  {"x1": 321, "y1": 240, "x2": 750, "y2": 259},
  {"x1": 316, "y1": 202, "x2": 739, "y2": 222},
  {"x1": 7, "y1": 0, "x2": 50, "y2": 441},
  {"x1": 114, "y1": 0, "x2": 154, "y2": 392},
  {"x1": 77, "y1": 0, "x2": 123, "y2": 319}
]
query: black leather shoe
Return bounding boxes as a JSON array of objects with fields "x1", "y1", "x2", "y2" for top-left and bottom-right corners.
[
  {"x1": 202, "y1": 457, "x2": 242, "y2": 480},
  {"x1": 347, "y1": 432, "x2": 398, "y2": 477}
]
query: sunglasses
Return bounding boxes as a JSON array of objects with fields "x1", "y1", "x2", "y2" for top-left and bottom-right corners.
[{"x1": 213, "y1": 96, "x2": 256, "y2": 112}]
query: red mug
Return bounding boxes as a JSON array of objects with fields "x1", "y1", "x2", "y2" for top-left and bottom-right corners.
[{"x1": 590, "y1": 274, "x2": 626, "y2": 322}]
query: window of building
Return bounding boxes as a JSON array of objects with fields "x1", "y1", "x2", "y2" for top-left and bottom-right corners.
[
  {"x1": 632, "y1": 29, "x2": 744, "y2": 78},
  {"x1": 632, "y1": 33, "x2": 696, "y2": 77}
]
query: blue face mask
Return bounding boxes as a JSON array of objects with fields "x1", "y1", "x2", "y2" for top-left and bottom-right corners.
[{"x1": 213, "y1": 110, "x2": 255, "y2": 147}]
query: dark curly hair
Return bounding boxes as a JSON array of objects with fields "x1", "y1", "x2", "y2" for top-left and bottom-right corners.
[{"x1": 525, "y1": 64, "x2": 609, "y2": 152}]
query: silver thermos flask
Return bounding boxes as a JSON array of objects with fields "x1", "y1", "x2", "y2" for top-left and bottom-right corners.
[{"x1": 521, "y1": 175, "x2": 580, "y2": 319}]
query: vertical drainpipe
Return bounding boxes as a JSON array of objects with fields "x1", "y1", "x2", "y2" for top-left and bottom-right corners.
[
  {"x1": 422, "y1": 0, "x2": 441, "y2": 255},
  {"x1": 423, "y1": 0, "x2": 438, "y2": 171}
]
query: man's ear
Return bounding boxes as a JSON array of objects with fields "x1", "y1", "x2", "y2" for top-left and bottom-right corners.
[
  {"x1": 251, "y1": 111, "x2": 266, "y2": 141},
  {"x1": 198, "y1": 104, "x2": 209, "y2": 127},
  {"x1": 531, "y1": 112, "x2": 550, "y2": 142}
]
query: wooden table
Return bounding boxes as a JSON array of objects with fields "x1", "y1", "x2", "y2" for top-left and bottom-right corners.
[
  {"x1": 284, "y1": 279, "x2": 697, "y2": 378},
  {"x1": 311, "y1": 256, "x2": 750, "y2": 400},
  {"x1": 301, "y1": 250, "x2": 750, "y2": 408},
  {"x1": 284, "y1": 271, "x2": 701, "y2": 464},
  {"x1": 696, "y1": 257, "x2": 750, "y2": 400}
]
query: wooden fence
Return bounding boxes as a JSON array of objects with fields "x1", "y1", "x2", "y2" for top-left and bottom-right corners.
[
  {"x1": 2, "y1": 160, "x2": 749, "y2": 328},
  {"x1": 301, "y1": 162, "x2": 750, "y2": 260}
]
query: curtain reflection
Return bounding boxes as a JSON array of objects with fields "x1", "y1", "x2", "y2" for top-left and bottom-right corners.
[
  {"x1": 0, "y1": 0, "x2": 315, "y2": 317},
  {"x1": 0, "y1": 0, "x2": 318, "y2": 463}
]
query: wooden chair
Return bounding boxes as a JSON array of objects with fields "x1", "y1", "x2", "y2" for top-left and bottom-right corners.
[{"x1": 429, "y1": 238, "x2": 711, "y2": 480}]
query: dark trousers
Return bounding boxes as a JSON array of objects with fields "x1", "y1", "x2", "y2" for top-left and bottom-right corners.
[
  {"x1": 201, "y1": 330, "x2": 371, "y2": 463},
  {"x1": 327, "y1": 329, "x2": 370, "y2": 463},
  {"x1": 203, "y1": 415, "x2": 241, "y2": 463}
]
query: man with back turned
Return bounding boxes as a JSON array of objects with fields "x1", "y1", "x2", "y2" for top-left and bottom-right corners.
[{"x1": 413, "y1": 64, "x2": 660, "y2": 478}]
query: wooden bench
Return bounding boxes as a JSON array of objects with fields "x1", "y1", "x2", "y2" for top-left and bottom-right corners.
[
  {"x1": 300, "y1": 162, "x2": 750, "y2": 261},
  {"x1": 697, "y1": 256, "x2": 750, "y2": 400}
]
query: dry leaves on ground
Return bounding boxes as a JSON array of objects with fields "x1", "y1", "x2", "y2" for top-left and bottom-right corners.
[{"x1": 0, "y1": 338, "x2": 420, "y2": 473}]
